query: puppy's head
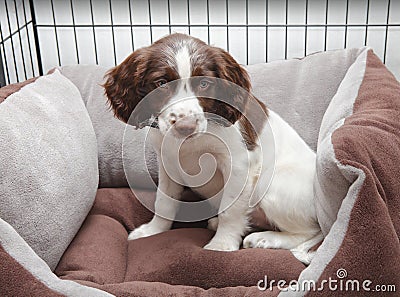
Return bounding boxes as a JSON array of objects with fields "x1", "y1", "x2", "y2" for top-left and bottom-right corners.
[{"x1": 103, "y1": 33, "x2": 254, "y2": 138}]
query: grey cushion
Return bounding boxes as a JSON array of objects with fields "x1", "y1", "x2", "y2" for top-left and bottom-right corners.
[
  {"x1": 0, "y1": 70, "x2": 98, "y2": 270},
  {"x1": 246, "y1": 48, "x2": 366, "y2": 151},
  {"x1": 59, "y1": 65, "x2": 158, "y2": 189}
]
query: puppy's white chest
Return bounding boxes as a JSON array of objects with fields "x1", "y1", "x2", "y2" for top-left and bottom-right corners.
[
  {"x1": 150, "y1": 124, "x2": 257, "y2": 200},
  {"x1": 170, "y1": 135, "x2": 227, "y2": 197}
]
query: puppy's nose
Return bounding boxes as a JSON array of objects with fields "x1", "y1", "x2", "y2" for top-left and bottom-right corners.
[{"x1": 174, "y1": 116, "x2": 197, "y2": 137}]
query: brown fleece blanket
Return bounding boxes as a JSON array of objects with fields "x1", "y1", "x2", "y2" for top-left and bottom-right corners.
[{"x1": 55, "y1": 188, "x2": 305, "y2": 296}]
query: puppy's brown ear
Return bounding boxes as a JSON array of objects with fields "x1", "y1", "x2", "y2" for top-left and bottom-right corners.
[
  {"x1": 217, "y1": 49, "x2": 251, "y2": 91},
  {"x1": 215, "y1": 48, "x2": 252, "y2": 124},
  {"x1": 103, "y1": 49, "x2": 147, "y2": 127},
  {"x1": 215, "y1": 48, "x2": 268, "y2": 148}
]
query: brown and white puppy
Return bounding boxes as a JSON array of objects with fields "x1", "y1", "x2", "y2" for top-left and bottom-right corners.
[{"x1": 104, "y1": 33, "x2": 322, "y2": 264}]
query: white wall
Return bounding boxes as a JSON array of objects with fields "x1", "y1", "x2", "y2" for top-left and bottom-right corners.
[{"x1": 1, "y1": 0, "x2": 399, "y2": 84}]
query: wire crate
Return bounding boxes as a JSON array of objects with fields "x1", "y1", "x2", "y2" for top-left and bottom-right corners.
[{"x1": 1, "y1": 0, "x2": 399, "y2": 87}]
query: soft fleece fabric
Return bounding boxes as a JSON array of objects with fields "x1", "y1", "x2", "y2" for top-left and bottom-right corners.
[
  {"x1": 59, "y1": 65, "x2": 158, "y2": 189},
  {"x1": 0, "y1": 70, "x2": 98, "y2": 270}
]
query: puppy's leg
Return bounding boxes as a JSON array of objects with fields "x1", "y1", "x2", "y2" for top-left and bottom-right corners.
[
  {"x1": 204, "y1": 199, "x2": 249, "y2": 251},
  {"x1": 243, "y1": 231, "x2": 322, "y2": 264},
  {"x1": 206, "y1": 191, "x2": 221, "y2": 231},
  {"x1": 204, "y1": 168, "x2": 251, "y2": 251},
  {"x1": 128, "y1": 165, "x2": 183, "y2": 240},
  {"x1": 290, "y1": 231, "x2": 323, "y2": 264},
  {"x1": 207, "y1": 217, "x2": 219, "y2": 231},
  {"x1": 243, "y1": 231, "x2": 315, "y2": 250}
]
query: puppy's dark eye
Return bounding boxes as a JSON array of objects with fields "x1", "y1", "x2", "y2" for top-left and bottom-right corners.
[
  {"x1": 155, "y1": 79, "x2": 168, "y2": 88},
  {"x1": 199, "y1": 79, "x2": 210, "y2": 89}
]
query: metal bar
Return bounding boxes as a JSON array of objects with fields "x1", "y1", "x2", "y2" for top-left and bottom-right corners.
[
  {"x1": 128, "y1": 0, "x2": 135, "y2": 51},
  {"x1": 29, "y1": 0, "x2": 43, "y2": 75},
  {"x1": 70, "y1": 0, "x2": 79, "y2": 63},
  {"x1": 108, "y1": 0, "x2": 117, "y2": 65},
  {"x1": 324, "y1": 0, "x2": 329, "y2": 51},
  {"x1": 304, "y1": 0, "x2": 308, "y2": 56},
  {"x1": 5, "y1": 0, "x2": 19, "y2": 81},
  {"x1": 285, "y1": 0, "x2": 288, "y2": 59},
  {"x1": 226, "y1": 0, "x2": 229, "y2": 52},
  {"x1": 148, "y1": 0, "x2": 153, "y2": 43},
  {"x1": 0, "y1": 23, "x2": 11, "y2": 84},
  {"x1": 0, "y1": 47, "x2": 5, "y2": 86},
  {"x1": 206, "y1": 0, "x2": 210, "y2": 44},
  {"x1": 344, "y1": 0, "x2": 349, "y2": 48},
  {"x1": 265, "y1": 0, "x2": 268, "y2": 62},
  {"x1": 89, "y1": 0, "x2": 98, "y2": 64},
  {"x1": 187, "y1": 0, "x2": 191, "y2": 35},
  {"x1": 32, "y1": 23, "x2": 400, "y2": 29},
  {"x1": 364, "y1": 0, "x2": 370, "y2": 46},
  {"x1": 246, "y1": 0, "x2": 249, "y2": 64},
  {"x1": 50, "y1": 0, "x2": 61, "y2": 66},
  {"x1": 384, "y1": 0, "x2": 391, "y2": 64},
  {"x1": 0, "y1": 23, "x2": 31, "y2": 45},
  {"x1": 13, "y1": 0, "x2": 27, "y2": 80},
  {"x1": 167, "y1": 0, "x2": 172, "y2": 35},
  {"x1": 22, "y1": 0, "x2": 35, "y2": 76}
]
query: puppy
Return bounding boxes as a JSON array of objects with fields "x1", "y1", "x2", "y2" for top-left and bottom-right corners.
[{"x1": 104, "y1": 33, "x2": 322, "y2": 264}]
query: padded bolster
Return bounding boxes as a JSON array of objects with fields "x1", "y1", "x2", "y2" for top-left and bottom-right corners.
[{"x1": 0, "y1": 70, "x2": 98, "y2": 270}]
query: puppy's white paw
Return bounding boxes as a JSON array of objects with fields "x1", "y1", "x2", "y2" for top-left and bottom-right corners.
[
  {"x1": 207, "y1": 217, "x2": 219, "y2": 231},
  {"x1": 290, "y1": 249, "x2": 315, "y2": 265},
  {"x1": 128, "y1": 223, "x2": 163, "y2": 240},
  {"x1": 243, "y1": 231, "x2": 278, "y2": 249},
  {"x1": 204, "y1": 238, "x2": 239, "y2": 252}
]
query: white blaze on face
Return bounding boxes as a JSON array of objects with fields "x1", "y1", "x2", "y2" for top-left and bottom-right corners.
[
  {"x1": 158, "y1": 45, "x2": 207, "y2": 136},
  {"x1": 175, "y1": 46, "x2": 192, "y2": 79}
]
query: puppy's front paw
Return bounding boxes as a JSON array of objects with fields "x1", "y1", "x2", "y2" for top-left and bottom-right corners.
[
  {"x1": 204, "y1": 238, "x2": 239, "y2": 252},
  {"x1": 128, "y1": 223, "x2": 163, "y2": 240}
]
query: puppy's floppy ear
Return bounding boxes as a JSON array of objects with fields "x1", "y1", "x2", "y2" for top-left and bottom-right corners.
[
  {"x1": 214, "y1": 48, "x2": 268, "y2": 145},
  {"x1": 216, "y1": 48, "x2": 251, "y2": 91},
  {"x1": 103, "y1": 48, "x2": 148, "y2": 127},
  {"x1": 214, "y1": 48, "x2": 252, "y2": 124}
]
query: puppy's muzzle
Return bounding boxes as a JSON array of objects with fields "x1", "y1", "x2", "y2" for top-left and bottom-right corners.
[{"x1": 173, "y1": 115, "x2": 197, "y2": 137}]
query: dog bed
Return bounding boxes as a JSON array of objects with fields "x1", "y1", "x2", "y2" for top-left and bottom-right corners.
[{"x1": 1, "y1": 47, "x2": 399, "y2": 296}]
